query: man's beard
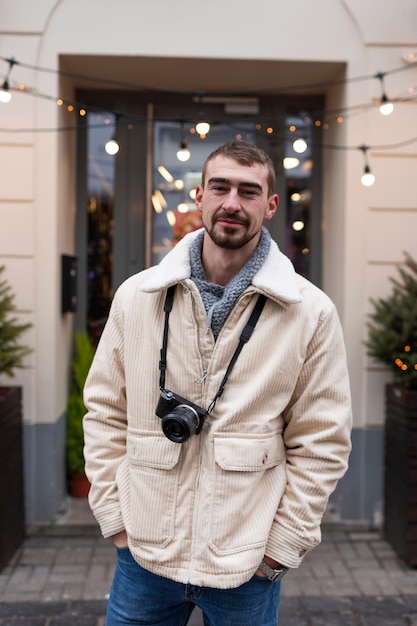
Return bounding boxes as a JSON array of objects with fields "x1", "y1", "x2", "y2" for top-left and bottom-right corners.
[{"x1": 203, "y1": 215, "x2": 258, "y2": 250}]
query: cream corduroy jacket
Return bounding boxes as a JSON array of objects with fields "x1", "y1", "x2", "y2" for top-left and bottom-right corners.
[{"x1": 83, "y1": 229, "x2": 352, "y2": 589}]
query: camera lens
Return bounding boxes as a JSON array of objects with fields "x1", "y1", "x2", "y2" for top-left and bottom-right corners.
[{"x1": 161, "y1": 405, "x2": 199, "y2": 443}]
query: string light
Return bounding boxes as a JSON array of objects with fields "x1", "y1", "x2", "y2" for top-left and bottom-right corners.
[
  {"x1": 0, "y1": 80, "x2": 12, "y2": 103},
  {"x1": 195, "y1": 120, "x2": 210, "y2": 136},
  {"x1": 376, "y1": 72, "x2": 394, "y2": 116},
  {"x1": 1, "y1": 55, "x2": 417, "y2": 185},
  {"x1": 379, "y1": 93, "x2": 394, "y2": 116},
  {"x1": 104, "y1": 114, "x2": 120, "y2": 155},
  {"x1": 0, "y1": 57, "x2": 16, "y2": 103},
  {"x1": 394, "y1": 344, "x2": 417, "y2": 374},
  {"x1": 293, "y1": 138, "x2": 308, "y2": 153},
  {"x1": 104, "y1": 137, "x2": 120, "y2": 155},
  {"x1": 359, "y1": 145, "x2": 375, "y2": 187},
  {"x1": 177, "y1": 202, "x2": 188, "y2": 213},
  {"x1": 176, "y1": 122, "x2": 190, "y2": 161},
  {"x1": 176, "y1": 140, "x2": 190, "y2": 161},
  {"x1": 283, "y1": 157, "x2": 299, "y2": 170},
  {"x1": 292, "y1": 220, "x2": 305, "y2": 231},
  {"x1": 195, "y1": 91, "x2": 211, "y2": 136},
  {"x1": 361, "y1": 164, "x2": 375, "y2": 187}
]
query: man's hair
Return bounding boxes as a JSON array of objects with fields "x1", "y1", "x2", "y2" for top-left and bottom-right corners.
[{"x1": 202, "y1": 141, "x2": 276, "y2": 196}]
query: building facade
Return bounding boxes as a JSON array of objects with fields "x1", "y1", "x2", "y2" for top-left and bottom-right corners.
[{"x1": 0, "y1": 0, "x2": 416, "y2": 527}]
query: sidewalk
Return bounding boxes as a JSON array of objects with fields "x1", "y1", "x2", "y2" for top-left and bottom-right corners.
[{"x1": 0, "y1": 498, "x2": 416, "y2": 625}]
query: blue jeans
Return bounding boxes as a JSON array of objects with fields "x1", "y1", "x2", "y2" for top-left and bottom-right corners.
[{"x1": 106, "y1": 547, "x2": 282, "y2": 626}]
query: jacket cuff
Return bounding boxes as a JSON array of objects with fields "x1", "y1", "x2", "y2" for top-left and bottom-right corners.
[
  {"x1": 265, "y1": 522, "x2": 321, "y2": 568},
  {"x1": 91, "y1": 503, "x2": 125, "y2": 539}
]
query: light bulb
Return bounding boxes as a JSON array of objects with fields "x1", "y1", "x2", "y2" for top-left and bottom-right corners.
[
  {"x1": 196, "y1": 121, "x2": 210, "y2": 135},
  {"x1": 177, "y1": 141, "x2": 190, "y2": 162},
  {"x1": 361, "y1": 166, "x2": 375, "y2": 187},
  {"x1": 283, "y1": 157, "x2": 300, "y2": 170},
  {"x1": 379, "y1": 94, "x2": 394, "y2": 116},
  {"x1": 293, "y1": 138, "x2": 307, "y2": 154},
  {"x1": 177, "y1": 202, "x2": 188, "y2": 213},
  {"x1": 292, "y1": 220, "x2": 305, "y2": 231},
  {"x1": 105, "y1": 138, "x2": 120, "y2": 155},
  {"x1": 0, "y1": 81, "x2": 12, "y2": 103}
]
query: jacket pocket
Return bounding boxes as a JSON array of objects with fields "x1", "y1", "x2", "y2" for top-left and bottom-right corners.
[
  {"x1": 125, "y1": 433, "x2": 182, "y2": 548},
  {"x1": 209, "y1": 434, "x2": 286, "y2": 555}
]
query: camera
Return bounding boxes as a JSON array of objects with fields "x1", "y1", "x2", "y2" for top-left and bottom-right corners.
[{"x1": 156, "y1": 389, "x2": 208, "y2": 443}]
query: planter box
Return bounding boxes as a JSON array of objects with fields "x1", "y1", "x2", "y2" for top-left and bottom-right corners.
[
  {"x1": 0, "y1": 387, "x2": 25, "y2": 571},
  {"x1": 384, "y1": 383, "x2": 417, "y2": 567}
]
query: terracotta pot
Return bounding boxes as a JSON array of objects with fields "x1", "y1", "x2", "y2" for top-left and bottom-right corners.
[{"x1": 69, "y1": 473, "x2": 91, "y2": 498}]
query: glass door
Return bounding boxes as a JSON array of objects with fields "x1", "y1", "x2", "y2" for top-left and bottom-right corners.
[
  {"x1": 77, "y1": 92, "x2": 322, "y2": 339},
  {"x1": 151, "y1": 120, "x2": 258, "y2": 265},
  {"x1": 150, "y1": 108, "x2": 321, "y2": 281}
]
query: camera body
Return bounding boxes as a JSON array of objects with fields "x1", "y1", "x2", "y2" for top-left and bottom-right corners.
[{"x1": 156, "y1": 389, "x2": 208, "y2": 443}]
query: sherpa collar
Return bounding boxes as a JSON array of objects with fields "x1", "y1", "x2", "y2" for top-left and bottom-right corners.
[{"x1": 139, "y1": 228, "x2": 303, "y2": 305}]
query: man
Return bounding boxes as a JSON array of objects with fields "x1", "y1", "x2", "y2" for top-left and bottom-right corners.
[{"x1": 83, "y1": 141, "x2": 352, "y2": 625}]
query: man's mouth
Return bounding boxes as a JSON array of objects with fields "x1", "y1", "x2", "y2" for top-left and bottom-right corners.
[{"x1": 215, "y1": 214, "x2": 247, "y2": 227}]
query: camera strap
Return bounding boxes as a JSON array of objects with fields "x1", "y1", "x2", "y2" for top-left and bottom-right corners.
[
  {"x1": 159, "y1": 284, "x2": 267, "y2": 413},
  {"x1": 159, "y1": 285, "x2": 176, "y2": 390}
]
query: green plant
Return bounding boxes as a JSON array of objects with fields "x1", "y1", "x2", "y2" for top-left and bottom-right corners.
[
  {"x1": 366, "y1": 251, "x2": 417, "y2": 391},
  {"x1": 0, "y1": 266, "x2": 32, "y2": 378},
  {"x1": 66, "y1": 331, "x2": 95, "y2": 475}
]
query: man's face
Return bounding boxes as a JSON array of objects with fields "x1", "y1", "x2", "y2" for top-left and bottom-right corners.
[{"x1": 195, "y1": 156, "x2": 278, "y2": 251}]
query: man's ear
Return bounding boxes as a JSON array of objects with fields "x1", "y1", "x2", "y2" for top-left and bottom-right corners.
[
  {"x1": 195, "y1": 184, "x2": 204, "y2": 212},
  {"x1": 264, "y1": 194, "x2": 279, "y2": 221}
]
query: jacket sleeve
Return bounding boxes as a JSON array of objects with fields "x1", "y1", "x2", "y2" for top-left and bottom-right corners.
[
  {"x1": 266, "y1": 304, "x2": 352, "y2": 568},
  {"x1": 82, "y1": 289, "x2": 128, "y2": 538}
]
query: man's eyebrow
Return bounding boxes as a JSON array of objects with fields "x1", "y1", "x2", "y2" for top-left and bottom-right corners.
[{"x1": 207, "y1": 177, "x2": 263, "y2": 191}]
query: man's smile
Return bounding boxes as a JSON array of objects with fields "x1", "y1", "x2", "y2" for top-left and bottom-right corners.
[{"x1": 214, "y1": 213, "x2": 248, "y2": 227}]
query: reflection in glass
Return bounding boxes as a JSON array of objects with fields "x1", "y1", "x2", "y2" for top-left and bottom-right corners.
[
  {"x1": 86, "y1": 112, "x2": 116, "y2": 342},
  {"x1": 152, "y1": 121, "x2": 256, "y2": 265},
  {"x1": 284, "y1": 114, "x2": 313, "y2": 279},
  {"x1": 152, "y1": 116, "x2": 315, "y2": 281}
]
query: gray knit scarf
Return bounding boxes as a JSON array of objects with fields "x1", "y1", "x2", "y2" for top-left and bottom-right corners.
[{"x1": 190, "y1": 227, "x2": 271, "y2": 340}]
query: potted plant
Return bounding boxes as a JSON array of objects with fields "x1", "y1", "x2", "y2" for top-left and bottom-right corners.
[
  {"x1": 0, "y1": 265, "x2": 32, "y2": 570},
  {"x1": 366, "y1": 251, "x2": 417, "y2": 566},
  {"x1": 66, "y1": 330, "x2": 95, "y2": 497}
]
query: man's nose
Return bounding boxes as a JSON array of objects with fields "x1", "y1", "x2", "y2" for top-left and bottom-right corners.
[{"x1": 222, "y1": 189, "x2": 241, "y2": 211}]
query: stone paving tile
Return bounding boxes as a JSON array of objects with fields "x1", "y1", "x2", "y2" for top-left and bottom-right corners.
[
  {"x1": 23, "y1": 566, "x2": 50, "y2": 593},
  {"x1": 320, "y1": 578, "x2": 360, "y2": 597},
  {"x1": 18, "y1": 547, "x2": 57, "y2": 566},
  {"x1": 352, "y1": 595, "x2": 411, "y2": 612},
  {"x1": 310, "y1": 615, "x2": 362, "y2": 625},
  {"x1": 1, "y1": 527, "x2": 417, "y2": 624},
  {"x1": 61, "y1": 583, "x2": 87, "y2": 601},
  {"x1": 55, "y1": 546, "x2": 94, "y2": 565},
  {"x1": 281, "y1": 577, "x2": 303, "y2": 597},
  {"x1": 48, "y1": 564, "x2": 89, "y2": 585},
  {"x1": 405, "y1": 596, "x2": 417, "y2": 611},
  {"x1": 352, "y1": 574, "x2": 384, "y2": 594},
  {"x1": 90, "y1": 546, "x2": 116, "y2": 565},
  {"x1": 281, "y1": 617, "x2": 310, "y2": 626}
]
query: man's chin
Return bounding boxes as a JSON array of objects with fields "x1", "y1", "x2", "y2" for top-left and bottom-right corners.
[{"x1": 208, "y1": 229, "x2": 249, "y2": 250}]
